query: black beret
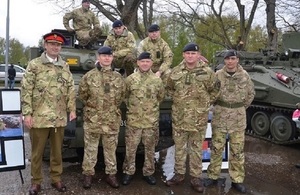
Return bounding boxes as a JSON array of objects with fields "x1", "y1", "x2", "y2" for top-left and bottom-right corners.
[
  {"x1": 43, "y1": 32, "x2": 66, "y2": 44},
  {"x1": 112, "y1": 20, "x2": 124, "y2": 28},
  {"x1": 224, "y1": 49, "x2": 238, "y2": 59},
  {"x1": 148, "y1": 24, "x2": 160, "y2": 32},
  {"x1": 138, "y1": 52, "x2": 152, "y2": 60},
  {"x1": 183, "y1": 43, "x2": 199, "y2": 52},
  {"x1": 82, "y1": 0, "x2": 90, "y2": 3},
  {"x1": 97, "y1": 46, "x2": 113, "y2": 55}
]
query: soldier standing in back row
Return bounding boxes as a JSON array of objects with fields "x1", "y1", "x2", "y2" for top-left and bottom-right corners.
[
  {"x1": 63, "y1": 0, "x2": 102, "y2": 48},
  {"x1": 165, "y1": 43, "x2": 220, "y2": 193},
  {"x1": 204, "y1": 49, "x2": 255, "y2": 194},
  {"x1": 137, "y1": 24, "x2": 173, "y2": 80},
  {"x1": 122, "y1": 52, "x2": 165, "y2": 186},
  {"x1": 78, "y1": 46, "x2": 126, "y2": 190},
  {"x1": 104, "y1": 20, "x2": 136, "y2": 76}
]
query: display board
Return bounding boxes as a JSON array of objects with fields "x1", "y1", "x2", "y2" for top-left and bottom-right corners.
[
  {"x1": 202, "y1": 123, "x2": 229, "y2": 170},
  {"x1": 0, "y1": 89, "x2": 25, "y2": 172}
]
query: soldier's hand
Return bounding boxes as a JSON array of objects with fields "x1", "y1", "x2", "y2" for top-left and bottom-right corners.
[
  {"x1": 24, "y1": 116, "x2": 33, "y2": 129},
  {"x1": 69, "y1": 111, "x2": 76, "y2": 121},
  {"x1": 67, "y1": 28, "x2": 75, "y2": 33}
]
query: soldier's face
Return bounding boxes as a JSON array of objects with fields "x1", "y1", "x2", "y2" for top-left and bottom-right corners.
[
  {"x1": 224, "y1": 56, "x2": 239, "y2": 71},
  {"x1": 148, "y1": 31, "x2": 160, "y2": 40},
  {"x1": 44, "y1": 42, "x2": 62, "y2": 59},
  {"x1": 82, "y1": 2, "x2": 90, "y2": 9},
  {"x1": 183, "y1": 51, "x2": 200, "y2": 66},
  {"x1": 98, "y1": 54, "x2": 113, "y2": 67},
  {"x1": 137, "y1": 59, "x2": 153, "y2": 72},
  {"x1": 113, "y1": 26, "x2": 125, "y2": 36}
]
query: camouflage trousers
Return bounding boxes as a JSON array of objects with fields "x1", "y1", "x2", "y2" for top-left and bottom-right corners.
[
  {"x1": 173, "y1": 126, "x2": 206, "y2": 178},
  {"x1": 82, "y1": 131, "x2": 118, "y2": 176},
  {"x1": 123, "y1": 126, "x2": 158, "y2": 176},
  {"x1": 207, "y1": 130, "x2": 245, "y2": 183},
  {"x1": 113, "y1": 54, "x2": 136, "y2": 76},
  {"x1": 76, "y1": 28, "x2": 102, "y2": 46}
]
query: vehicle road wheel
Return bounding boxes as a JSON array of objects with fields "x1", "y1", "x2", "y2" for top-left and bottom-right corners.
[
  {"x1": 270, "y1": 115, "x2": 295, "y2": 142},
  {"x1": 251, "y1": 111, "x2": 270, "y2": 136}
]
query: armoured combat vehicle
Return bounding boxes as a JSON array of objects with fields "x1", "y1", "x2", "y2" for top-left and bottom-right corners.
[
  {"x1": 213, "y1": 32, "x2": 300, "y2": 144},
  {"x1": 29, "y1": 29, "x2": 173, "y2": 159}
]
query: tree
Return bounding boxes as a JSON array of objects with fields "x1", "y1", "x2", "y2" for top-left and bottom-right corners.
[
  {"x1": 163, "y1": 0, "x2": 261, "y2": 50},
  {"x1": 264, "y1": 0, "x2": 278, "y2": 53},
  {"x1": 277, "y1": 0, "x2": 300, "y2": 32}
]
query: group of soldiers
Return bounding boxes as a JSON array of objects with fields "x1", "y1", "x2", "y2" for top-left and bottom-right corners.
[{"x1": 22, "y1": 0, "x2": 256, "y2": 194}]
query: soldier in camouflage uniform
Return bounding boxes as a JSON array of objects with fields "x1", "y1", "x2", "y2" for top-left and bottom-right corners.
[
  {"x1": 21, "y1": 32, "x2": 76, "y2": 195},
  {"x1": 137, "y1": 24, "x2": 173, "y2": 82},
  {"x1": 78, "y1": 46, "x2": 126, "y2": 190},
  {"x1": 122, "y1": 52, "x2": 165, "y2": 186},
  {"x1": 104, "y1": 20, "x2": 136, "y2": 76},
  {"x1": 63, "y1": 0, "x2": 102, "y2": 48},
  {"x1": 165, "y1": 43, "x2": 220, "y2": 193},
  {"x1": 204, "y1": 49, "x2": 255, "y2": 194}
]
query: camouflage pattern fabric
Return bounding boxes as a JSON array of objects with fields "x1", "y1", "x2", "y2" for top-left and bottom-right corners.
[
  {"x1": 82, "y1": 132, "x2": 119, "y2": 175},
  {"x1": 123, "y1": 127, "x2": 157, "y2": 176},
  {"x1": 207, "y1": 131, "x2": 245, "y2": 183},
  {"x1": 173, "y1": 126, "x2": 206, "y2": 177},
  {"x1": 137, "y1": 37, "x2": 173, "y2": 75},
  {"x1": 166, "y1": 60, "x2": 220, "y2": 177},
  {"x1": 63, "y1": 7, "x2": 102, "y2": 46},
  {"x1": 122, "y1": 70, "x2": 165, "y2": 176},
  {"x1": 21, "y1": 52, "x2": 76, "y2": 128},
  {"x1": 104, "y1": 28, "x2": 136, "y2": 75},
  {"x1": 125, "y1": 70, "x2": 165, "y2": 129},
  {"x1": 78, "y1": 65, "x2": 125, "y2": 175},
  {"x1": 207, "y1": 64, "x2": 255, "y2": 183},
  {"x1": 78, "y1": 66, "x2": 125, "y2": 133}
]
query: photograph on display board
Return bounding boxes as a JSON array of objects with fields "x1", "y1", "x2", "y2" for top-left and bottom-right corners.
[
  {"x1": 202, "y1": 138, "x2": 229, "y2": 162},
  {"x1": 0, "y1": 114, "x2": 23, "y2": 138}
]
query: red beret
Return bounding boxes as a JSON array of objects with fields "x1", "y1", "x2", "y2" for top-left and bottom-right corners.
[{"x1": 43, "y1": 32, "x2": 66, "y2": 44}]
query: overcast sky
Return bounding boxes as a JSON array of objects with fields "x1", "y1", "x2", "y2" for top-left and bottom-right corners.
[{"x1": 0, "y1": 0, "x2": 66, "y2": 47}]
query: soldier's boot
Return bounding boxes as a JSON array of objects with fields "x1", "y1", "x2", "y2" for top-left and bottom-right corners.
[
  {"x1": 295, "y1": 164, "x2": 300, "y2": 168},
  {"x1": 231, "y1": 182, "x2": 246, "y2": 193},
  {"x1": 106, "y1": 174, "x2": 120, "y2": 188},
  {"x1": 190, "y1": 177, "x2": 204, "y2": 193},
  {"x1": 166, "y1": 174, "x2": 185, "y2": 186},
  {"x1": 83, "y1": 175, "x2": 92, "y2": 189},
  {"x1": 122, "y1": 174, "x2": 133, "y2": 185},
  {"x1": 204, "y1": 178, "x2": 218, "y2": 187}
]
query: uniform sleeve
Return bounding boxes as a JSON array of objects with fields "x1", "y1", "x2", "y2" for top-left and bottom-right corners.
[
  {"x1": 78, "y1": 74, "x2": 89, "y2": 105},
  {"x1": 114, "y1": 33, "x2": 136, "y2": 58},
  {"x1": 157, "y1": 79, "x2": 166, "y2": 102},
  {"x1": 21, "y1": 62, "x2": 36, "y2": 116},
  {"x1": 91, "y1": 13, "x2": 101, "y2": 29},
  {"x1": 165, "y1": 72, "x2": 175, "y2": 97},
  {"x1": 63, "y1": 11, "x2": 74, "y2": 31},
  {"x1": 116, "y1": 77, "x2": 126, "y2": 107},
  {"x1": 159, "y1": 42, "x2": 173, "y2": 74},
  {"x1": 66, "y1": 66, "x2": 76, "y2": 112},
  {"x1": 244, "y1": 74, "x2": 255, "y2": 108},
  {"x1": 205, "y1": 67, "x2": 220, "y2": 104}
]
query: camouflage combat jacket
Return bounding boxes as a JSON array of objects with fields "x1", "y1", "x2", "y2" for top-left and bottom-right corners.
[
  {"x1": 104, "y1": 28, "x2": 136, "y2": 59},
  {"x1": 212, "y1": 64, "x2": 255, "y2": 133},
  {"x1": 78, "y1": 65, "x2": 126, "y2": 134},
  {"x1": 125, "y1": 69, "x2": 165, "y2": 128},
  {"x1": 21, "y1": 52, "x2": 76, "y2": 128},
  {"x1": 63, "y1": 7, "x2": 100, "y2": 31},
  {"x1": 137, "y1": 37, "x2": 173, "y2": 74},
  {"x1": 166, "y1": 60, "x2": 220, "y2": 132}
]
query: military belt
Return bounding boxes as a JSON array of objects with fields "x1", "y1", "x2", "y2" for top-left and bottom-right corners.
[{"x1": 216, "y1": 100, "x2": 244, "y2": 108}]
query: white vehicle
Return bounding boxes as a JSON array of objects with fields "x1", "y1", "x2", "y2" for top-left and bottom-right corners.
[{"x1": 0, "y1": 64, "x2": 26, "y2": 82}]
